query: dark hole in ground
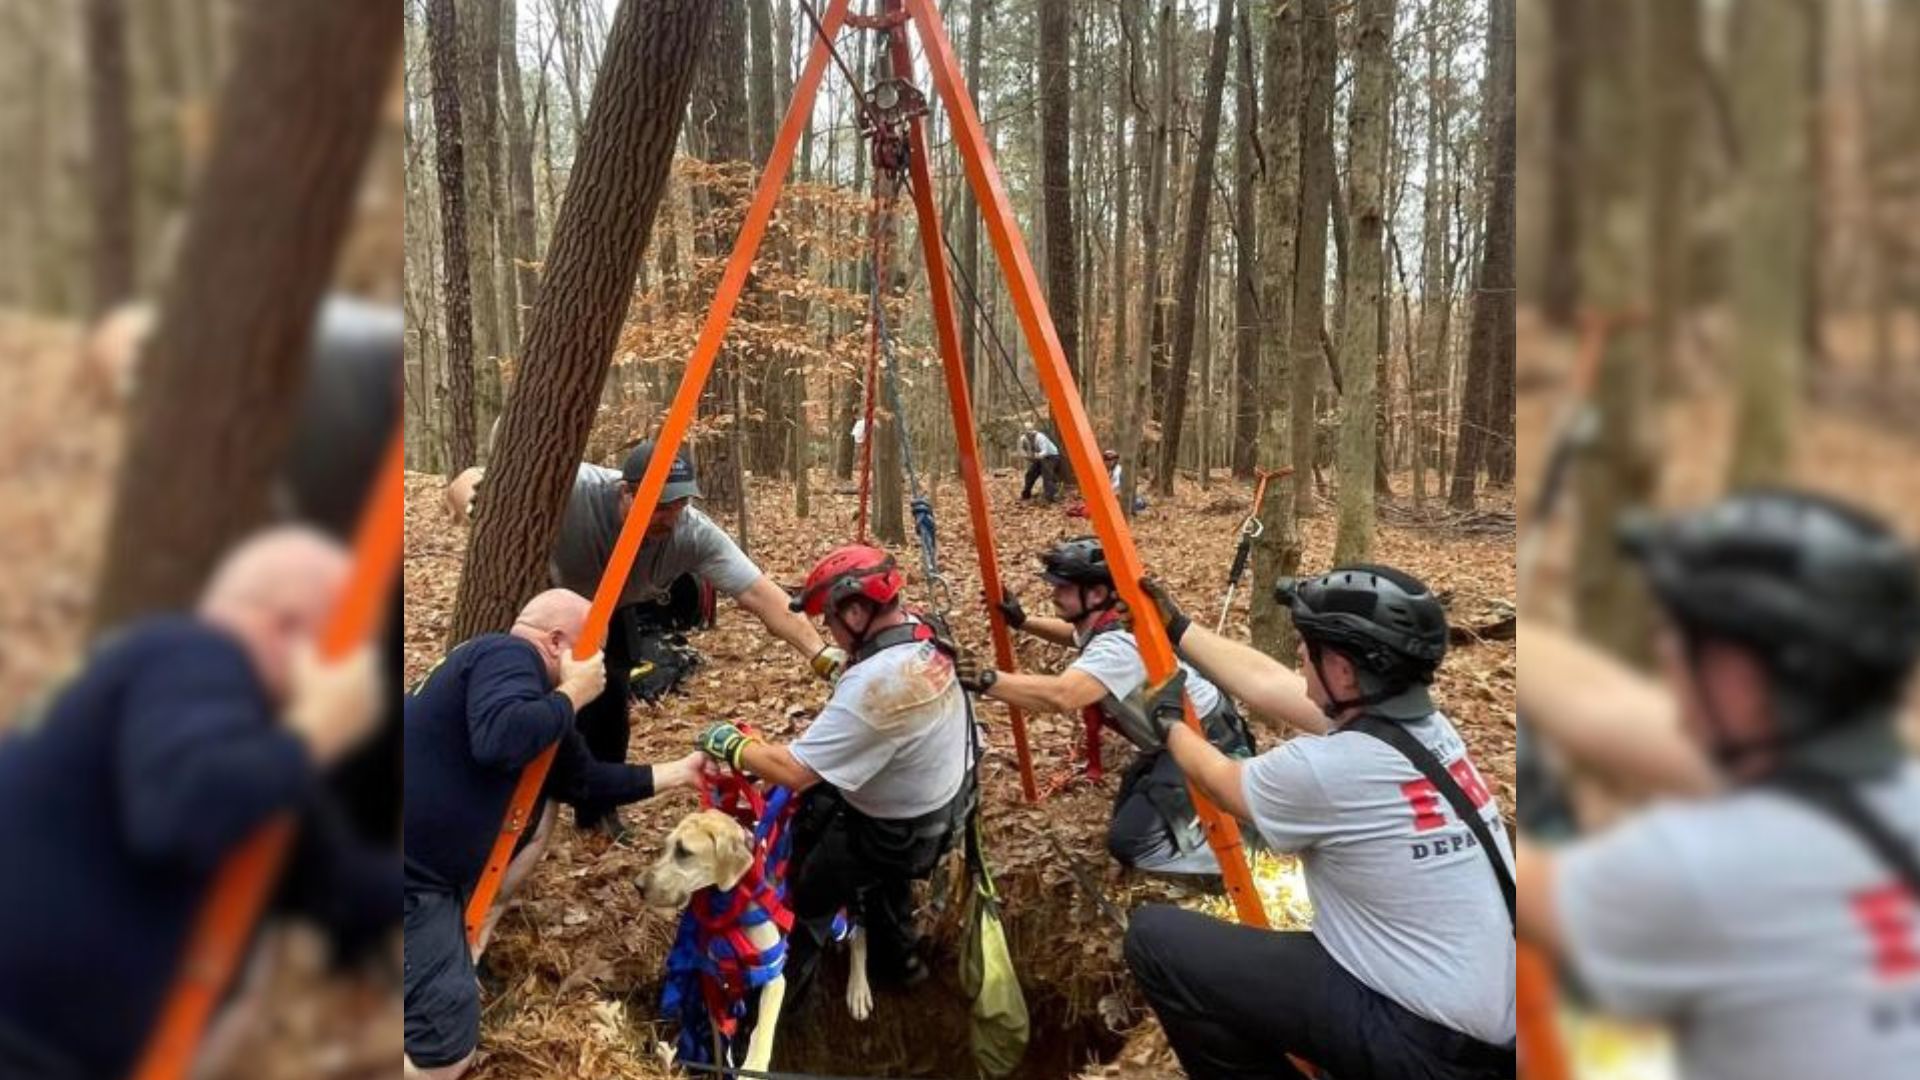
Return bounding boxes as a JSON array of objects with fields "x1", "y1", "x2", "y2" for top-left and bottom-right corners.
[{"x1": 621, "y1": 873, "x2": 1135, "y2": 1079}]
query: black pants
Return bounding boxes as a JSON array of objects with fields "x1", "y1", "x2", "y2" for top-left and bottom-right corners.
[
  {"x1": 783, "y1": 787, "x2": 956, "y2": 1010},
  {"x1": 1021, "y1": 456, "x2": 1060, "y2": 501},
  {"x1": 570, "y1": 613, "x2": 636, "y2": 829},
  {"x1": 1125, "y1": 906, "x2": 1515, "y2": 1080}
]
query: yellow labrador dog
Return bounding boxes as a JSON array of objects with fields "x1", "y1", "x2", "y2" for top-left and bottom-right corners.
[{"x1": 641, "y1": 809, "x2": 871, "y2": 1073}]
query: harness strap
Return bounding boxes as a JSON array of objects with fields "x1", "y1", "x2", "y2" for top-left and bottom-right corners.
[
  {"x1": 1343, "y1": 716, "x2": 1516, "y2": 927},
  {"x1": 1768, "y1": 774, "x2": 1920, "y2": 899}
]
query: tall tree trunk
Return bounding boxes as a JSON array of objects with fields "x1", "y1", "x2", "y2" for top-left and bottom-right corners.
[
  {"x1": 1331, "y1": 0, "x2": 1393, "y2": 564},
  {"x1": 1155, "y1": 0, "x2": 1234, "y2": 497},
  {"x1": 1447, "y1": 0, "x2": 1513, "y2": 508},
  {"x1": 501, "y1": 0, "x2": 543, "y2": 331},
  {"x1": 1121, "y1": 1, "x2": 1173, "y2": 517},
  {"x1": 451, "y1": 0, "x2": 713, "y2": 640},
  {"x1": 1109, "y1": 0, "x2": 1137, "y2": 442},
  {"x1": 1481, "y1": 0, "x2": 1519, "y2": 485},
  {"x1": 690, "y1": 0, "x2": 750, "y2": 513},
  {"x1": 1414, "y1": 0, "x2": 1450, "y2": 506},
  {"x1": 1039, "y1": 0, "x2": 1079, "y2": 388},
  {"x1": 1726, "y1": 0, "x2": 1812, "y2": 488},
  {"x1": 92, "y1": 0, "x2": 399, "y2": 631},
  {"x1": 85, "y1": 0, "x2": 136, "y2": 314},
  {"x1": 430, "y1": 0, "x2": 478, "y2": 473},
  {"x1": 1573, "y1": 0, "x2": 1655, "y2": 661},
  {"x1": 1229, "y1": 0, "x2": 1258, "y2": 481},
  {"x1": 457, "y1": 0, "x2": 507, "y2": 451},
  {"x1": 1541, "y1": 0, "x2": 1581, "y2": 327},
  {"x1": 1249, "y1": 0, "x2": 1307, "y2": 657},
  {"x1": 959, "y1": 0, "x2": 989, "y2": 406}
]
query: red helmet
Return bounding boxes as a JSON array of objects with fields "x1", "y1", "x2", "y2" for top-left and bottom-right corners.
[
  {"x1": 790, "y1": 544, "x2": 906, "y2": 617},
  {"x1": 1102, "y1": 449, "x2": 1120, "y2": 462}
]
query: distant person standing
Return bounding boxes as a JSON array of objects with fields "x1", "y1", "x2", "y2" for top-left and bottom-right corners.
[{"x1": 1017, "y1": 427, "x2": 1061, "y2": 503}]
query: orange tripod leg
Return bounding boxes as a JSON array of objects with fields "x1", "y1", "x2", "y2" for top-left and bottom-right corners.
[
  {"x1": 905, "y1": 0, "x2": 1266, "y2": 928},
  {"x1": 1518, "y1": 942, "x2": 1572, "y2": 1080},
  {"x1": 463, "y1": 0, "x2": 854, "y2": 947},
  {"x1": 884, "y1": 12, "x2": 1037, "y2": 802}
]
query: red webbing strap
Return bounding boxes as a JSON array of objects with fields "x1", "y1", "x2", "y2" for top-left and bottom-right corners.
[
  {"x1": 132, "y1": 429, "x2": 404, "y2": 1080},
  {"x1": 461, "y1": 0, "x2": 855, "y2": 950}
]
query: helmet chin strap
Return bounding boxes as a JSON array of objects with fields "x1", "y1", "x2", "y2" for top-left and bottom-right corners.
[{"x1": 1682, "y1": 636, "x2": 1902, "y2": 784}]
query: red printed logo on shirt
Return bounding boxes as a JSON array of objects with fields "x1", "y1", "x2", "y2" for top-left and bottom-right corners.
[
  {"x1": 1399, "y1": 758, "x2": 1495, "y2": 833},
  {"x1": 1851, "y1": 883, "x2": 1920, "y2": 982}
]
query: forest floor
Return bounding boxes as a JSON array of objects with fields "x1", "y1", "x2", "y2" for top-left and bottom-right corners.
[{"x1": 403, "y1": 457, "x2": 1517, "y2": 1078}]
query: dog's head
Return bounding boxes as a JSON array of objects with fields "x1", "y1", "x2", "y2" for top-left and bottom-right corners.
[{"x1": 639, "y1": 809, "x2": 755, "y2": 910}]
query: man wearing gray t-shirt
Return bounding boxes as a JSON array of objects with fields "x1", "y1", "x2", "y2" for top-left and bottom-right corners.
[
  {"x1": 956, "y1": 537, "x2": 1254, "y2": 875},
  {"x1": 1117, "y1": 566, "x2": 1515, "y2": 1079},
  {"x1": 1519, "y1": 492, "x2": 1920, "y2": 1080},
  {"x1": 483, "y1": 442, "x2": 839, "y2": 837}
]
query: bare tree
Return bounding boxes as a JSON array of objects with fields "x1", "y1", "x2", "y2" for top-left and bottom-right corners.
[
  {"x1": 1332, "y1": 0, "x2": 1394, "y2": 563},
  {"x1": 451, "y1": 0, "x2": 715, "y2": 640},
  {"x1": 84, "y1": 0, "x2": 136, "y2": 313},
  {"x1": 429, "y1": 0, "x2": 478, "y2": 472},
  {"x1": 1155, "y1": 0, "x2": 1235, "y2": 497},
  {"x1": 1039, "y1": 0, "x2": 1080, "y2": 386}
]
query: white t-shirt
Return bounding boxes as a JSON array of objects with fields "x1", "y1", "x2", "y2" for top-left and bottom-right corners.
[
  {"x1": 1068, "y1": 628, "x2": 1223, "y2": 719},
  {"x1": 548, "y1": 464, "x2": 763, "y2": 607},
  {"x1": 789, "y1": 630, "x2": 969, "y2": 819},
  {"x1": 1557, "y1": 763, "x2": 1920, "y2": 1080},
  {"x1": 1108, "y1": 464, "x2": 1123, "y2": 493},
  {"x1": 1242, "y1": 711, "x2": 1516, "y2": 1044}
]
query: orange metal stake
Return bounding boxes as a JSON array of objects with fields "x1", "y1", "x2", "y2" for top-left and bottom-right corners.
[
  {"x1": 134, "y1": 428, "x2": 405, "y2": 1080},
  {"x1": 905, "y1": 0, "x2": 1267, "y2": 928},
  {"x1": 463, "y1": 0, "x2": 856, "y2": 947},
  {"x1": 885, "y1": 7, "x2": 1037, "y2": 802}
]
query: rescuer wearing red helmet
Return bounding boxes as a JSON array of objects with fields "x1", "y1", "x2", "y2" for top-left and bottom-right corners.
[{"x1": 694, "y1": 544, "x2": 975, "y2": 1004}]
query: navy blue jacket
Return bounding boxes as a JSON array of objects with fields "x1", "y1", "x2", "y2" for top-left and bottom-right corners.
[
  {"x1": 0, "y1": 618, "x2": 329, "y2": 1079},
  {"x1": 403, "y1": 634, "x2": 654, "y2": 894}
]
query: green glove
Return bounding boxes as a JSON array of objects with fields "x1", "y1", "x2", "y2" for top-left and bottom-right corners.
[{"x1": 696, "y1": 722, "x2": 755, "y2": 770}]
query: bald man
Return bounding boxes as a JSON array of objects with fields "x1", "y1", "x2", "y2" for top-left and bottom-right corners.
[
  {"x1": 402, "y1": 590, "x2": 703, "y2": 1080},
  {"x1": 0, "y1": 528, "x2": 385, "y2": 1080}
]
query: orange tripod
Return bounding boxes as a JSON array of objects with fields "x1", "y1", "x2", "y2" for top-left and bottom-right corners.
[{"x1": 464, "y1": 0, "x2": 1270, "y2": 944}]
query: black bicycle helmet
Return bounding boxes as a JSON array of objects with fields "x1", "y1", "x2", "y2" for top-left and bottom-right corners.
[
  {"x1": 1278, "y1": 564, "x2": 1449, "y2": 717},
  {"x1": 1622, "y1": 490, "x2": 1920, "y2": 693},
  {"x1": 1622, "y1": 491, "x2": 1920, "y2": 779},
  {"x1": 1040, "y1": 536, "x2": 1114, "y2": 587}
]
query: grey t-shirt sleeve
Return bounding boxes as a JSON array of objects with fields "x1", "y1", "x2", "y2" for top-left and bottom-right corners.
[
  {"x1": 1068, "y1": 633, "x2": 1146, "y2": 701},
  {"x1": 790, "y1": 701, "x2": 894, "y2": 793},
  {"x1": 1556, "y1": 814, "x2": 1716, "y2": 1019},
  {"x1": 679, "y1": 510, "x2": 763, "y2": 598},
  {"x1": 1241, "y1": 741, "x2": 1338, "y2": 854}
]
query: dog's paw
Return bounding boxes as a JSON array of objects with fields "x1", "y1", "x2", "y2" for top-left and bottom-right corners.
[{"x1": 846, "y1": 978, "x2": 873, "y2": 1021}]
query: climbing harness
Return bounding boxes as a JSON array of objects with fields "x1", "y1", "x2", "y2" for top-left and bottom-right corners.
[{"x1": 133, "y1": 430, "x2": 404, "y2": 1080}]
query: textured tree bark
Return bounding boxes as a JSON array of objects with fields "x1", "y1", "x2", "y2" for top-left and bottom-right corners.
[
  {"x1": 1108, "y1": 0, "x2": 1137, "y2": 445},
  {"x1": 501, "y1": 0, "x2": 544, "y2": 334},
  {"x1": 1248, "y1": 0, "x2": 1308, "y2": 657},
  {"x1": 456, "y1": 0, "x2": 507, "y2": 448},
  {"x1": 1119, "y1": 1, "x2": 1173, "y2": 517},
  {"x1": 1039, "y1": 0, "x2": 1079, "y2": 387},
  {"x1": 85, "y1": 0, "x2": 136, "y2": 314},
  {"x1": 1482, "y1": 0, "x2": 1519, "y2": 485},
  {"x1": 450, "y1": 0, "x2": 714, "y2": 641},
  {"x1": 1229, "y1": 0, "x2": 1258, "y2": 481},
  {"x1": 689, "y1": 0, "x2": 750, "y2": 514},
  {"x1": 1541, "y1": 0, "x2": 1582, "y2": 328},
  {"x1": 1331, "y1": 0, "x2": 1393, "y2": 564},
  {"x1": 91, "y1": 0, "x2": 399, "y2": 632},
  {"x1": 1726, "y1": 0, "x2": 1812, "y2": 488},
  {"x1": 1573, "y1": 0, "x2": 1655, "y2": 663},
  {"x1": 430, "y1": 0, "x2": 479, "y2": 474},
  {"x1": 959, "y1": 0, "x2": 990, "y2": 408},
  {"x1": 1155, "y1": 0, "x2": 1235, "y2": 497}
]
